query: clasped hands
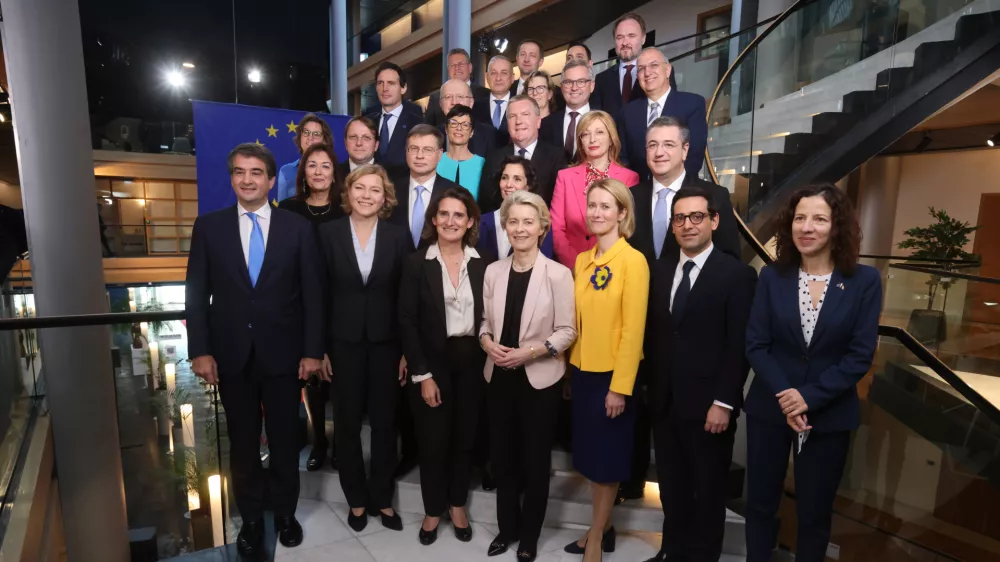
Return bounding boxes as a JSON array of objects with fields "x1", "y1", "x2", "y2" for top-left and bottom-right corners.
[
  {"x1": 481, "y1": 335, "x2": 536, "y2": 369},
  {"x1": 777, "y1": 388, "x2": 812, "y2": 433}
]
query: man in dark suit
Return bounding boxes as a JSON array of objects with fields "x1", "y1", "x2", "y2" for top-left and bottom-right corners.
[
  {"x1": 474, "y1": 56, "x2": 514, "y2": 147},
  {"x1": 186, "y1": 143, "x2": 324, "y2": 556},
  {"x1": 540, "y1": 59, "x2": 596, "y2": 162},
  {"x1": 478, "y1": 95, "x2": 567, "y2": 213},
  {"x1": 594, "y1": 13, "x2": 646, "y2": 120},
  {"x1": 643, "y1": 186, "x2": 757, "y2": 562},
  {"x1": 426, "y1": 48, "x2": 491, "y2": 129},
  {"x1": 365, "y1": 62, "x2": 424, "y2": 169},
  {"x1": 434, "y1": 79, "x2": 496, "y2": 158},
  {"x1": 510, "y1": 39, "x2": 542, "y2": 97},
  {"x1": 620, "y1": 48, "x2": 707, "y2": 181},
  {"x1": 336, "y1": 116, "x2": 381, "y2": 194}
]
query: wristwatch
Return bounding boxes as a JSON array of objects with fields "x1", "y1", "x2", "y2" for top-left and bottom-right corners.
[{"x1": 543, "y1": 340, "x2": 558, "y2": 358}]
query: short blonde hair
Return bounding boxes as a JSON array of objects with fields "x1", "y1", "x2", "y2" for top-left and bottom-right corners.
[
  {"x1": 499, "y1": 190, "x2": 551, "y2": 248},
  {"x1": 341, "y1": 164, "x2": 398, "y2": 219},
  {"x1": 586, "y1": 178, "x2": 635, "y2": 238},
  {"x1": 575, "y1": 111, "x2": 622, "y2": 165}
]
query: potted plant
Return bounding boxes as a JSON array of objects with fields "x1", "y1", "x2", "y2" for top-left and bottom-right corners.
[{"x1": 896, "y1": 207, "x2": 979, "y2": 344}]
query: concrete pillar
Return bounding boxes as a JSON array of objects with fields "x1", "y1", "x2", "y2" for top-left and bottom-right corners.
[
  {"x1": 0, "y1": 1, "x2": 127, "y2": 561},
  {"x1": 443, "y1": 0, "x2": 472, "y2": 81},
  {"x1": 330, "y1": 0, "x2": 349, "y2": 115},
  {"x1": 442, "y1": 0, "x2": 451, "y2": 81}
]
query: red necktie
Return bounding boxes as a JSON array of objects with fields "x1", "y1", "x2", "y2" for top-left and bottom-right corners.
[
  {"x1": 565, "y1": 111, "x2": 579, "y2": 161},
  {"x1": 622, "y1": 64, "x2": 635, "y2": 105}
]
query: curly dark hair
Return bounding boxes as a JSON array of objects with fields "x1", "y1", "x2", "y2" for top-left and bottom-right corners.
[
  {"x1": 294, "y1": 143, "x2": 338, "y2": 200},
  {"x1": 774, "y1": 183, "x2": 861, "y2": 276},
  {"x1": 497, "y1": 155, "x2": 536, "y2": 192},
  {"x1": 421, "y1": 187, "x2": 481, "y2": 247}
]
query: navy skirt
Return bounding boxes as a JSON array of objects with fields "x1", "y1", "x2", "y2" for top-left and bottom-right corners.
[{"x1": 570, "y1": 367, "x2": 637, "y2": 483}]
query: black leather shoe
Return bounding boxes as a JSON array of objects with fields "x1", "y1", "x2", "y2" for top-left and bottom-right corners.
[
  {"x1": 454, "y1": 524, "x2": 473, "y2": 542},
  {"x1": 306, "y1": 448, "x2": 325, "y2": 472},
  {"x1": 418, "y1": 525, "x2": 438, "y2": 545},
  {"x1": 275, "y1": 515, "x2": 303, "y2": 548},
  {"x1": 395, "y1": 455, "x2": 419, "y2": 478},
  {"x1": 347, "y1": 509, "x2": 368, "y2": 532},
  {"x1": 516, "y1": 548, "x2": 538, "y2": 561},
  {"x1": 236, "y1": 519, "x2": 264, "y2": 556},
  {"x1": 481, "y1": 469, "x2": 496, "y2": 492},
  {"x1": 642, "y1": 551, "x2": 668, "y2": 562},
  {"x1": 488, "y1": 537, "x2": 511, "y2": 556},
  {"x1": 563, "y1": 526, "x2": 616, "y2": 554},
  {"x1": 379, "y1": 510, "x2": 403, "y2": 531}
]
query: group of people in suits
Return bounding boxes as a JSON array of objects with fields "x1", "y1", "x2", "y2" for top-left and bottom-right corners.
[{"x1": 184, "y1": 11, "x2": 882, "y2": 562}]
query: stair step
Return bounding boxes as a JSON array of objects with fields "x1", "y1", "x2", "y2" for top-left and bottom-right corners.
[
  {"x1": 955, "y1": 11, "x2": 1000, "y2": 49},
  {"x1": 912, "y1": 41, "x2": 960, "y2": 81}
]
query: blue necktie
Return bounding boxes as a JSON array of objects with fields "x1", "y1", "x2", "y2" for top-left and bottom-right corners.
[
  {"x1": 247, "y1": 212, "x2": 265, "y2": 287},
  {"x1": 492, "y1": 100, "x2": 504, "y2": 129},
  {"x1": 671, "y1": 260, "x2": 696, "y2": 320},
  {"x1": 379, "y1": 112, "x2": 392, "y2": 157},
  {"x1": 653, "y1": 189, "x2": 669, "y2": 259},
  {"x1": 411, "y1": 185, "x2": 426, "y2": 247}
]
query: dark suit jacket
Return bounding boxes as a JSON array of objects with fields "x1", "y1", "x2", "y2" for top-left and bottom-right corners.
[
  {"x1": 434, "y1": 121, "x2": 497, "y2": 159},
  {"x1": 647, "y1": 249, "x2": 757, "y2": 419},
  {"x1": 398, "y1": 246, "x2": 487, "y2": 380},
  {"x1": 365, "y1": 107, "x2": 425, "y2": 169},
  {"x1": 472, "y1": 94, "x2": 511, "y2": 147},
  {"x1": 594, "y1": 63, "x2": 645, "y2": 120},
  {"x1": 318, "y1": 217, "x2": 411, "y2": 344},
  {"x1": 477, "y1": 141, "x2": 567, "y2": 214},
  {"x1": 185, "y1": 206, "x2": 325, "y2": 376},
  {"x1": 386, "y1": 171, "x2": 461, "y2": 250},
  {"x1": 629, "y1": 176, "x2": 740, "y2": 265},
  {"x1": 476, "y1": 210, "x2": 554, "y2": 261},
  {"x1": 425, "y1": 84, "x2": 491, "y2": 128},
  {"x1": 744, "y1": 264, "x2": 882, "y2": 432},
  {"x1": 619, "y1": 91, "x2": 708, "y2": 181}
]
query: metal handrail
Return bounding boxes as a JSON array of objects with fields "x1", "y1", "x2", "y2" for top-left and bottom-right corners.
[{"x1": 889, "y1": 262, "x2": 999, "y2": 285}]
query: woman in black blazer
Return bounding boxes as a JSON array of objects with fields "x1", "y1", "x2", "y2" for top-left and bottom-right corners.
[
  {"x1": 398, "y1": 187, "x2": 489, "y2": 546},
  {"x1": 744, "y1": 184, "x2": 881, "y2": 562},
  {"x1": 318, "y1": 164, "x2": 411, "y2": 533}
]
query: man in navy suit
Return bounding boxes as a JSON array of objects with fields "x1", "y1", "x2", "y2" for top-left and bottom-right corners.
[
  {"x1": 620, "y1": 47, "x2": 707, "y2": 181},
  {"x1": 474, "y1": 56, "x2": 515, "y2": 148},
  {"x1": 186, "y1": 143, "x2": 325, "y2": 556},
  {"x1": 540, "y1": 59, "x2": 597, "y2": 162},
  {"x1": 365, "y1": 62, "x2": 424, "y2": 169},
  {"x1": 425, "y1": 48, "x2": 491, "y2": 128},
  {"x1": 594, "y1": 13, "x2": 647, "y2": 120}
]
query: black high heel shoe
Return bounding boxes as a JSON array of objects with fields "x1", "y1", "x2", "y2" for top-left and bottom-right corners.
[
  {"x1": 418, "y1": 524, "x2": 438, "y2": 546},
  {"x1": 346, "y1": 509, "x2": 367, "y2": 532},
  {"x1": 453, "y1": 523, "x2": 473, "y2": 542},
  {"x1": 516, "y1": 548, "x2": 537, "y2": 562},
  {"x1": 488, "y1": 537, "x2": 512, "y2": 556},
  {"x1": 563, "y1": 526, "x2": 616, "y2": 554},
  {"x1": 379, "y1": 509, "x2": 403, "y2": 531}
]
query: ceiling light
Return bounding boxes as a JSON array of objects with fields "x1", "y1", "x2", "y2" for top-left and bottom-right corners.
[
  {"x1": 248, "y1": 69, "x2": 262, "y2": 83},
  {"x1": 182, "y1": 62, "x2": 195, "y2": 69},
  {"x1": 988, "y1": 132, "x2": 1000, "y2": 147},
  {"x1": 0, "y1": 114, "x2": 5, "y2": 123},
  {"x1": 493, "y1": 38, "x2": 508, "y2": 53},
  {"x1": 166, "y1": 70, "x2": 185, "y2": 88}
]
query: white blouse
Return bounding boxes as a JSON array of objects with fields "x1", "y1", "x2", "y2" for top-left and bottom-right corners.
[{"x1": 799, "y1": 269, "x2": 831, "y2": 346}]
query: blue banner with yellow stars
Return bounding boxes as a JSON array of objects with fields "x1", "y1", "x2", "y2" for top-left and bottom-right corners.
[{"x1": 192, "y1": 100, "x2": 350, "y2": 214}]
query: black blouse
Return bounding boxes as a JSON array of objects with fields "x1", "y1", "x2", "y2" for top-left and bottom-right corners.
[
  {"x1": 499, "y1": 267, "x2": 532, "y2": 349},
  {"x1": 278, "y1": 198, "x2": 343, "y2": 227}
]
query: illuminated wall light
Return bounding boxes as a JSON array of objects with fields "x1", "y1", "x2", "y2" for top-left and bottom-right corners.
[
  {"x1": 209, "y1": 475, "x2": 224, "y2": 546},
  {"x1": 180, "y1": 404, "x2": 195, "y2": 448},
  {"x1": 188, "y1": 490, "x2": 201, "y2": 511}
]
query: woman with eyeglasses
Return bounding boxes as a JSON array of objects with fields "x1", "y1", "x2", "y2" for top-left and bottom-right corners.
[
  {"x1": 524, "y1": 70, "x2": 555, "y2": 120},
  {"x1": 550, "y1": 111, "x2": 639, "y2": 269},
  {"x1": 436, "y1": 104, "x2": 486, "y2": 199},
  {"x1": 276, "y1": 113, "x2": 333, "y2": 202}
]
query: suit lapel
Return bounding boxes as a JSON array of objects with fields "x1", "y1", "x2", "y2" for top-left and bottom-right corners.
[
  {"x1": 810, "y1": 268, "x2": 845, "y2": 347},
  {"x1": 225, "y1": 208, "x2": 253, "y2": 289},
  {"x1": 255, "y1": 208, "x2": 282, "y2": 288},
  {"x1": 469, "y1": 255, "x2": 486, "y2": 325},
  {"x1": 520, "y1": 257, "x2": 545, "y2": 339},
  {"x1": 493, "y1": 259, "x2": 510, "y2": 341},
  {"x1": 570, "y1": 166, "x2": 589, "y2": 227},
  {"x1": 676, "y1": 250, "x2": 720, "y2": 326},
  {"x1": 780, "y1": 268, "x2": 809, "y2": 351},
  {"x1": 339, "y1": 219, "x2": 365, "y2": 286},
  {"x1": 424, "y1": 256, "x2": 448, "y2": 329},
  {"x1": 631, "y1": 182, "x2": 653, "y2": 260}
]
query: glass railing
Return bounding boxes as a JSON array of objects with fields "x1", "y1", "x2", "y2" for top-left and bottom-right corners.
[
  {"x1": 706, "y1": 0, "x2": 1000, "y2": 242},
  {"x1": 349, "y1": 0, "x2": 436, "y2": 68},
  {"x1": 100, "y1": 223, "x2": 194, "y2": 257}
]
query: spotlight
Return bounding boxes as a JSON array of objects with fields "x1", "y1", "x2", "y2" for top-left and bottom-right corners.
[
  {"x1": 493, "y1": 38, "x2": 508, "y2": 53},
  {"x1": 166, "y1": 70, "x2": 186, "y2": 88},
  {"x1": 182, "y1": 62, "x2": 195, "y2": 69},
  {"x1": 248, "y1": 69, "x2": 262, "y2": 83},
  {"x1": 988, "y1": 132, "x2": 1000, "y2": 147},
  {"x1": 0, "y1": 114, "x2": 5, "y2": 123}
]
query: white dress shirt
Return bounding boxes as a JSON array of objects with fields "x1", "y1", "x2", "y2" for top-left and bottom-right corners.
[
  {"x1": 799, "y1": 270, "x2": 832, "y2": 346},
  {"x1": 489, "y1": 91, "x2": 511, "y2": 125},
  {"x1": 379, "y1": 103, "x2": 404, "y2": 145},
  {"x1": 648, "y1": 88, "x2": 671, "y2": 120},
  {"x1": 350, "y1": 218, "x2": 378, "y2": 284},
  {"x1": 669, "y1": 243, "x2": 732, "y2": 411},
  {"x1": 563, "y1": 103, "x2": 591, "y2": 155},
  {"x1": 515, "y1": 78, "x2": 525, "y2": 96},
  {"x1": 513, "y1": 139, "x2": 539, "y2": 160},
  {"x1": 652, "y1": 170, "x2": 686, "y2": 224},
  {"x1": 349, "y1": 157, "x2": 375, "y2": 172},
  {"x1": 493, "y1": 210, "x2": 511, "y2": 258},
  {"x1": 619, "y1": 62, "x2": 638, "y2": 94},
  {"x1": 408, "y1": 175, "x2": 437, "y2": 231},
  {"x1": 237, "y1": 202, "x2": 271, "y2": 266},
  {"x1": 411, "y1": 243, "x2": 480, "y2": 382}
]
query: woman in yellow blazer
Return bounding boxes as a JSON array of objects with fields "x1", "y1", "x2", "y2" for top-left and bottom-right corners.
[{"x1": 565, "y1": 178, "x2": 649, "y2": 562}]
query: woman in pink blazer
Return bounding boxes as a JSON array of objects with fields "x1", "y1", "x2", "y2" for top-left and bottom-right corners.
[
  {"x1": 551, "y1": 110, "x2": 640, "y2": 269},
  {"x1": 479, "y1": 190, "x2": 577, "y2": 561}
]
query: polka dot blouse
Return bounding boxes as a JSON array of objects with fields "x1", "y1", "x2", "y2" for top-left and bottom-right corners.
[{"x1": 799, "y1": 269, "x2": 832, "y2": 346}]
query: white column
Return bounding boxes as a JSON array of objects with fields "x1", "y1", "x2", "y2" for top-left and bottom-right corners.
[{"x1": 330, "y1": 0, "x2": 349, "y2": 115}]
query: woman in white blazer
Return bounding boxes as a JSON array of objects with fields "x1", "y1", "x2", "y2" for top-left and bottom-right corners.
[{"x1": 479, "y1": 190, "x2": 577, "y2": 561}]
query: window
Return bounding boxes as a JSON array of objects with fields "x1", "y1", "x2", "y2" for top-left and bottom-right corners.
[
  {"x1": 696, "y1": 6, "x2": 733, "y2": 61},
  {"x1": 97, "y1": 178, "x2": 198, "y2": 255}
]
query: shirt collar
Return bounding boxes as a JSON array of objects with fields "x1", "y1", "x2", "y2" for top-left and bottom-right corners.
[
  {"x1": 649, "y1": 88, "x2": 671, "y2": 111},
  {"x1": 425, "y1": 242, "x2": 481, "y2": 261},
  {"x1": 584, "y1": 237, "x2": 629, "y2": 268},
  {"x1": 238, "y1": 201, "x2": 272, "y2": 220},
  {"x1": 383, "y1": 103, "x2": 403, "y2": 118},
  {"x1": 349, "y1": 157, "x2": 375, "y2": 171},
  {"x1": 653, "y1": 170, "x2": 686, "y2": 196},
  {"x1": 514, "y1": 139, "x2": 538, "y2": 157},
  {"x1": 679, "y1": 243, "x2": 714, "y2": 270},
  {"x1": 620, "y1": 61, "x2": 636, "y2": 74},
  {"x1": 490, "y1": 91, "x2": 511, "y2": 104},
  {"x1": 566, "y1": 103, "x2": 590, "y2": 116},
  {"x1": 409, "y1": 174, "x2": 437, "y2": 192}
]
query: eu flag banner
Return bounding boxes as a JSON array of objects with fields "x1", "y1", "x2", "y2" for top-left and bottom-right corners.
[{"x1": 192, "y1": 100, "x2": 351, "y2": 214}]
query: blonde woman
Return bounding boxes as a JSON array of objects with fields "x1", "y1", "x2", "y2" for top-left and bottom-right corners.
[{"x1": 524, "y1": 70, "x2": 555, "y2": 119}]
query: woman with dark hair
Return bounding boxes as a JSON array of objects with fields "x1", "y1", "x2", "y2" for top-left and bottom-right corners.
[
  {"x1": 477, "y1": 155, "x2": 554, "y2": 260},
  {"x1": 276, "y1": 113, "x2": 334, "y2": 202},
  {"x1": 398, "y1": 187, "x2": 489, "y2": 545},
  {"x1": 278, "y1": 142, "x2": 341, "y2": 473},
  {"x1": 744, "y1": 184, "x2": 881, "y2": 562}
]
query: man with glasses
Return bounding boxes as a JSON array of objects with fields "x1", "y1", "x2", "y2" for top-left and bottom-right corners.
[
  {"x1": 335, "y1": 116, "x2": 381, "y2": 191},
  {"x1": 433, "y1": 79, "x2": 496, "y2": 158},
  {"x1": 426, "y1": 48, "x2": 491, "y2": 128},
  {"x1": 642, "y1": 184, "x2": 756, "y2": 562},
  {"x1": 541, "y1": 59, "x2": 598, "y2": 161},
  {"x1": 276, "y1": 113, "x2": 333, "y2": 202}
]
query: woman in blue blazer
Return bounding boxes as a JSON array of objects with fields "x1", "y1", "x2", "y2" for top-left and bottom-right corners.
[
  {"x1": 477, "y1": 155, "x2": 554, "y2": 261},
  {"x1": 744, "y1": 184, "x2": 881, "y2": 562}
]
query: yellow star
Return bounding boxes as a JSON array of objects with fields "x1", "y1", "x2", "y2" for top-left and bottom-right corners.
[
  {"x1": 265, "y1": 124, "x2": 278, "y2": 138},
  {"x1": 286, "y1": 120, "x2": 298, "y2": 134},
  {"x1": 271, "y1": 198, "x2": 278, "y2": 208},
  {"x1": 255, "y1": 139, "x2": 263, "y2": 146}
]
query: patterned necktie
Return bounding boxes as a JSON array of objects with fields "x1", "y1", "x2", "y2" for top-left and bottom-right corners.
[
  {"x1": 411, "y1": 185, "x2": 426, "y2": 247},
  {"x1": 565, "y1": 111, "x2": 579, "y2": 160},
  {"x1": 379, "y1": 112, "x2": 392, "y2": 157},
  {"x1": 653, "y1": 189, "x2": 669, "y2": 259},
  {"x1": 672, "y1": 260, "x2": 696, "y2": 318},
  {"x1": 247, "y1": 212, "x2": 265, "y2": 287},
  {"x1": 493, "y1": 100, "x2": 504, "y2": 129},
  {"x1": 622, "y1": 64, "x2": 635, "y2": 105},
  {"x1": 647, "y1": 102, "x2": 660, "y2": 126}
]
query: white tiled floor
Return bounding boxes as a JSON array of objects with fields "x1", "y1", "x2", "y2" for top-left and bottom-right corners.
[{"x1": 276, "y1": 499, "x2": 747, "y2": 561}]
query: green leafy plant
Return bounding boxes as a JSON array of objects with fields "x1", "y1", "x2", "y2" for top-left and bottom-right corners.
[{"x1": 897, "y1": 207, "x2": 980, "y2": 310}]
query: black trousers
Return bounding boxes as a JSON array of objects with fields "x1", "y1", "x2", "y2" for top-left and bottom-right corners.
[
  {"x1": 488, "y1": 367, "x2": 561, "y2": 550},
  {"x1": 624, "y1": 364, "x2": 652, "y2": 494},
  {"x1": 304, "y1": 380, "x2": 336, "y2": 454},
  {"x1": 218, "y1": 351, "x2": 301, "y2": 521},
  {"x1": 332, "y1": 339, "x2": 400, "y2": 510},
  {"x1": 745, "y1": 417, "x2": 851, "y2": 562},
  {"x1": 409, "y1": 336, "x2": 485, "y2": 516},
  {"x1": 654, "y1": 413, "x2": 736, "y2": 562}
]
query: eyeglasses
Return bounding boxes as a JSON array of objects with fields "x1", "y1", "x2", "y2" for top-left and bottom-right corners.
[
  {"x1": 526, "y1": 85, "x2": 549, "y2": 95},
  {"x1": 671, "y1": 212, "x2": 712, "y2": 227},
  {"x1": 407, "y1": 146, "x2": 440, "y2": 155},
  {"x1": 442, "y1": 94, "x2": 473, "y2": 102},
  {"x1": 561, "y1": 78, "x2": 592, "y2": 89},
  {"x1": 447, "y1": 120, "x2": 472, "y2": 131},
  {"x1": 347, "y1": 134, "x2": 375, "y2": 143},
  {"x1": 301, "y1": 131, "x2": 325, "y2": 139}
]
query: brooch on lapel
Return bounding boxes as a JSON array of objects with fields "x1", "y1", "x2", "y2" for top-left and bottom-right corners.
[
  {"x1": 837, "y1": 282, "x2": 845, "y2": 290},
  {"x1": 591, "y1": 265, "x2": 613, "y2": 290}
]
